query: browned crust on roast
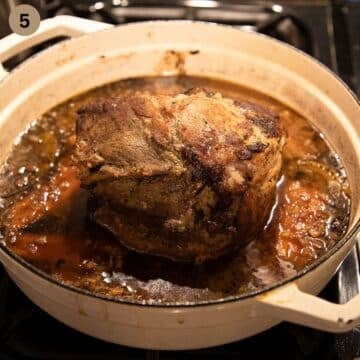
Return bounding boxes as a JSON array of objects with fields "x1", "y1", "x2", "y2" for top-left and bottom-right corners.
[
  {"x1": 234, "y1": 100, "x2": 281, "y2": 137},
  {"x1": 74, "y1": 90, "x2": 285, "y2": 262}
]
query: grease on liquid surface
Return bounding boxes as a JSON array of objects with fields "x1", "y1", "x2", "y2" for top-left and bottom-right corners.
[{"x1": 0, "y1": 76, "x2": 350, "y2": 304}]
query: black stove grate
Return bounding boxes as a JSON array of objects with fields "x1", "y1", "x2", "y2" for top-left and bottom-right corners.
[{"x1": 0, "y1": 1, "x2": 359, "y2": 359}]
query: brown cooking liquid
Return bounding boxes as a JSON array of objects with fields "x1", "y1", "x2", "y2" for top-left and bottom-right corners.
[{"x1": 0, "y1": 76, "x2": 350, "y2": 304}]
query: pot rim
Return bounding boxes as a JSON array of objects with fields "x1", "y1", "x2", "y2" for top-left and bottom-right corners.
[{"x1": 0, "y1": 20, "x2": 359, "y2": 308}]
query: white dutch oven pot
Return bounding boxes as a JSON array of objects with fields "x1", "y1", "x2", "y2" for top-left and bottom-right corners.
[{"x1": 0, "y1": 16, "x2": 359, "y2": 350}]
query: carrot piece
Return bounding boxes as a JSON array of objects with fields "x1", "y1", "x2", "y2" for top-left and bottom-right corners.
[
  {"x1": 275, "y1": 180, "x2": 329, "y2": 267},
  {"x1": 3, "y1": 160, "x2": 80, "y2": 231}
]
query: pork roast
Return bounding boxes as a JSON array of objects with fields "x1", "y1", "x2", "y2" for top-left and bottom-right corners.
[{"x1": 74, "y1": 89, "x2": 285, "y2": 262}]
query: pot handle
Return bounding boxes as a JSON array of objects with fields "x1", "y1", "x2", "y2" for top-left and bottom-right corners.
[
  {"x1": 256, "y1": 281, "x2": 360, "y2": 332},
  {"x1": 0, "y1": 15, "x2": 112, "y2": 80}
]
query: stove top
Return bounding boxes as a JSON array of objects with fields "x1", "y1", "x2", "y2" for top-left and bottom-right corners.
[{"x1": 0, "y1": 1, "x2": 359, "y2": 359}]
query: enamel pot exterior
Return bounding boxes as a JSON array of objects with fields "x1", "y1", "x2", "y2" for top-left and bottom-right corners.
[{"x1": 0, "y1": 18, "x2": 359, "y2": 349}]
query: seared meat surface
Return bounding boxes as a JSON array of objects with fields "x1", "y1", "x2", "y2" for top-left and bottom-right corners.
[{"x1": 75, "y1": 89, "x2": 285, "y2": 262}]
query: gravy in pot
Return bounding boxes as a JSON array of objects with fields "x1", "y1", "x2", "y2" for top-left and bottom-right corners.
[{"x1": 0, "y1": 76, "x2": 350, "y2": 304}]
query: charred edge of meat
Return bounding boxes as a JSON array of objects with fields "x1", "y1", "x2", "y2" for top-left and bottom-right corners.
[
  {"x1": 247, "y1": 142, "x2": 268, "y2": 153},
  {"x1": 234, "y1": 100, "x2": 281, "y2": 137},
  {"x1": 182, "y1": 147, "x2": 224, "y2": 188},
  {"x1": 236, "y1": 147, "x2": 253, "y2": 160},
  {"x1": 184, "y1": 87, "x2": 215, "y2": 97},
  {"x1": 77, "y1": 97, "x2": 121, "y2": 116}
]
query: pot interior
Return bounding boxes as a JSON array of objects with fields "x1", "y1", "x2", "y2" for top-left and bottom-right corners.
[{"x1": 0, "y1": 21, "x2": 359, "y2": 304}]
